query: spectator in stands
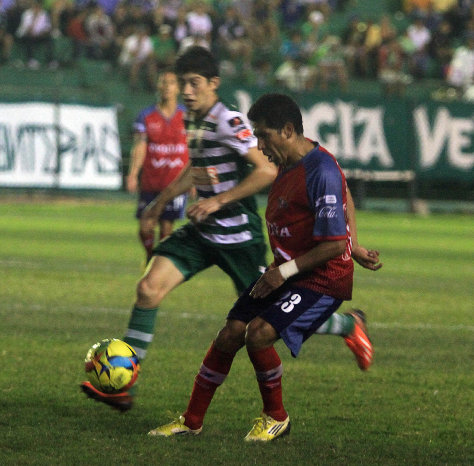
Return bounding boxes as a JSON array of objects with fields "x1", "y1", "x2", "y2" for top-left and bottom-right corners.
[
  {"x1": 5, "y1": 0, "x2": 28, "y2": 41},
  {"x1": 280, "y1": 28, "x2": 312, "y2": 63},
  {"x1": 152, "y1": 23, "x2": 176, "y2": 70},
  {"x1": 245, "y1": 57, "x2": 275, "y2": 88},
  {"x1": 301, "y1": 9, "x2": 328, "y2": 48},
  {"x1": 111, "y1": 1, "x2": 134, "y2": 53},
  {"x1": 446, "y1": 32, "x2": 474, "y2": 99},
  {"x1": 428, "y1": 19, "x2": 453, "y2": 78},
  {"x1": 215, "y1": 5, "x2": 250, "y2": 62},
  {"x1": 84, "y1": 3, "x2": 115, "y2": 61},
  {"x1": 178, "y1": 30, "x2": 210, "y2": 54},
  {"x1": 403, "y1": 0, "x2": 432, "y2": 17},
  {"x1": 172, "y1": 6, "x2": 190, "y2": 50},
  {"x1": 380, "y1": 14, "x2": 397, "y2": 44},
  {"x1": 66, "y1": 6, "x2": 89, "y2": 60},
  {"x1": 148, "y1": 4, "x2": 167, "y2": 36},
  {"x1": 407, "y1": 15, "x2": 431, "y2": 78},
  {"x1": 279, "y1": 0, "x2": 306, "y2": 29},
  {"x1": 378, "y1": 36, "x2": 413, "y2": 96},
  {"x1": 119, "y1": 23, "x2": 157, "y2": 91},
  {"x1": 49, "y1": 0, "x2": 74, "y2": 37},
  {"x1": 0, "y1": 7, "x2": 13, "y2": 64},
  {"x1": 316, "y1": 34, "x2": 348, "y2": 91},
  {"x1": 275, "y1": 55, "x2": 315, "y2": 92},
  {"x1": 363, "y1": 18, "x2": 383, "y2": 78},
  {"x1": 162, "y1": 0, "x2": 184, "y2": 24},
  {"x1": 15, "y1": 0, "x2": 57, "y2": 69},
  {"x1": 186, "y1": 0, "x2": 212, "y2": 44},
  {"x1": 342, "y1": 15, "x2": 369, "y2": 77}
]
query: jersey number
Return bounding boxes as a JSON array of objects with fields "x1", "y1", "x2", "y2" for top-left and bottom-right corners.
[{"x1": 281, "y1": 294, "x2": 302, "y2": 313}]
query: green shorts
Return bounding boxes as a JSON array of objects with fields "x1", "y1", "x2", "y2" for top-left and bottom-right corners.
[{"x1": 154, "y1": 223, "x2": 267, "y2": 294}]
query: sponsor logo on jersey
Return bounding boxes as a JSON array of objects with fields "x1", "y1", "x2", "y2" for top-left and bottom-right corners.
[
  {"x1": 150, "y1": 158, "x2": 185, "y2": 169},
  {"x1": 315, "y1": 194, "x2": 337, "y2": 208},
  {"x1": 235, "y1": 128, "x2": 253, "y2": 141},
  {"x1": 267, "y1": 221, "x2": 292, "y2": 237},
  {"x1": 318, "y1": 206, "x2": 338, "y2": 218},
  {"x1": 228, "y1": 116, "x2": 244, "y2": 127},
  {"x1": 277, "y1": 197, "x2": 288, "y2": 209},
  {"x1": 149, "y1": 143, "x2": 187, "y2": 154},
  {"x1": 149, "y1": 122, "x2": 162, "y2": 131}
]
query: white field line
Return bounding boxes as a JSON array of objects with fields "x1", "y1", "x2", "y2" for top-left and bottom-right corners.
[{"x1": 7, "y1": 303, "x2": 474, "y2": 332}]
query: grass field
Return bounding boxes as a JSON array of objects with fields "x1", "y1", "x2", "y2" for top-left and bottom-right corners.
[{"x1": 0, "y1": 199, "x2": 473, "y2": 465}]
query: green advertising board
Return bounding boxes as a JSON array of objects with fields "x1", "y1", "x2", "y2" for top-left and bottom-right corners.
[{"x1": 219, "y1": 85, "x2": 473, "y2": 182}]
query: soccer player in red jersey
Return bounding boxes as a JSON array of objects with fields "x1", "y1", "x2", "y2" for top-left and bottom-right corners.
[
  {"x1": 126, "y1": 69, "x2": 190, "y2": 263},
  {"x1": 148, "y1": 93, "x2": 381, "y2": 441}
]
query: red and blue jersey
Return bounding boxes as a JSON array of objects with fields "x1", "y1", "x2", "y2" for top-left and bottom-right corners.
[
  {"x1": 133, "y1": 104, "x2": 189, "y2": 192},
  {"x1": 266, "y1": 143, "x2": 353, "y2": 300}
]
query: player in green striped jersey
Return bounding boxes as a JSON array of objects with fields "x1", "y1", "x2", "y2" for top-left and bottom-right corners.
[{"x1": 80, "y1": 46, "x2": 277, "y2": 411}]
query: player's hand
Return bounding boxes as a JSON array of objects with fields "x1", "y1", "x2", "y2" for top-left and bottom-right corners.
[
  {"x1": 126, "y1": 175, "x2": 138, "y2": 194},
  {"x1": 249, "y1": 268, "x2": 285, "y2": 299},
  {"x1": 187, "y1": 197, "x2": 224, "y2": 223},
  {"x1": 352, "y1": 244, "x2": 383, "y2": 271}
]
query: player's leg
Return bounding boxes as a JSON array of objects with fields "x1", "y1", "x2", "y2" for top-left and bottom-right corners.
[
  {"x1": 314, "y1": 310, "x2": 373, "y2": 370},
  {"x1": 136, "y1": 192, "x2": 158, "y2": 263},
  {"x1": 127, "y1": 223, "x2": 211, "y2": 362},
  {"x1": 81, "y1": 256, "x2": 184, "y2": 411},
  {"x1": 244, "y1": 317, "x2": 290, "y2": 442},
  {"x1": 124, "y1": 255, "x2": 185, "y2": 359},
  {"x1": 158, "y1": 219, "x2": 174, "y2": 240},
  {"x1": 148, "y1": 319, "x2": 247, "y2": 437},
  {"x1": 215, "y1": 241, "x2": 267, "y2": 295},
  {"x1": 149, "y1": 278, "x2": 264, "y2": 437},
  {"x1": 244, "y1": 288, "x2": 343, "y2": 441},
  {"x1": 82, "y1": 225, "x2": 208, "y2": 410}
]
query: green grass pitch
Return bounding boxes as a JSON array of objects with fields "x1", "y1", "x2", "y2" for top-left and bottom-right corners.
[{"x1": 0, "y1": 199, "x2": 472, "y2": 465}]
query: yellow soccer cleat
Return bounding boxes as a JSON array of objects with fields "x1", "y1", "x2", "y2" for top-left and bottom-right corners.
[
  {"x1": 244, "y1": 413, "x2": 290, "y2": 442},
  {"x1": 148, "y1": 415, "x2": 202, "y2": 437}
]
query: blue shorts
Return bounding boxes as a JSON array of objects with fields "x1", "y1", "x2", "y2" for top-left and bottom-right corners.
[
  {"x1": 227, "y1": 281, "x2": 343, "y2": 357},
  {"x1": 136, "y1": 191, "x2": 187, "y2": 221}
]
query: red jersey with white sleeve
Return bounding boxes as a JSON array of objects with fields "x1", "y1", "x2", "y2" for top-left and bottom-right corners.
[
  {"x1": 266, "y1": 143, "x2": 353, "y2": 300},
  {"x1": 133, "y1": 104, "x2": 189, "y2": 192}
]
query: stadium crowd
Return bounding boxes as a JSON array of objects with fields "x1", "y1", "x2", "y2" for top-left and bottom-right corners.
[{"x1": 0, "y1": 0, "x2": 473, "y2": 98}]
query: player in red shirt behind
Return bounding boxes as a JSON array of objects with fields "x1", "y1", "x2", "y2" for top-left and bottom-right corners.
[
  {"x1": 148, "y1": 93, "x2": 382, "y2": 441},
  {"x1": 127, "y1": 69, "x2": 190, "y2": 263}
]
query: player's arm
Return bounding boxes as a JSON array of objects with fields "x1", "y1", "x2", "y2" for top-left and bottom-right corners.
[
  {"x1": 126, "y1": 133, "x2": 147, "y2": 193},
  {"x1": 250, "y1": 239, "x2": 346, "y2": 299},
  {"x1": 186, "y1": 146, "x2": 277, "y2": 223},
  {"x1": 346, "y1": 187, "x2": 383, "y2": 271}
]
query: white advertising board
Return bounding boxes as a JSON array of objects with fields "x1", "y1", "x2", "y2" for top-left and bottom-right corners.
[{"x1": 0, "y1": 103, "x2": 122, "y2": 189}]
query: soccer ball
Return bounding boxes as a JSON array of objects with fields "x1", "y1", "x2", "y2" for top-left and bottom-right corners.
[{"x1": 84, "y1": 339, "x2": 140, "y2": 394}]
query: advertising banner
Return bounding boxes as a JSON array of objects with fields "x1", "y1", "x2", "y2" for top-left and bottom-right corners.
[
  {"x1": 227, "y1": 88, "x2": 473, "y2": 182},
  {"x1": 0, "y1": 103, "x2": 122, "y2": 189}
]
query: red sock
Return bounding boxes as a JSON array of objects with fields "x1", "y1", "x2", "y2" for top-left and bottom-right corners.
[
  {"x1": 139, "y1": 231, "x2": 154, "y2": 259},
  {"x1": 247, "y1": 346, "x2": 287, "y2": 421},
  {"x1": 184, "y1": 342, "x2": 235, "y2": 429}
]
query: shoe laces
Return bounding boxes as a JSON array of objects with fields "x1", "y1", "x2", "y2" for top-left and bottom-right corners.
[{"x1": 250, "y1": 414, "x2": 271, "y2": 434}]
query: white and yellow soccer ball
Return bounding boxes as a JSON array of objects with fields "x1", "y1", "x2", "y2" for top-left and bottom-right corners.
[{"x1": 84, "y1": 339, "x2": 140, "y2": 394}]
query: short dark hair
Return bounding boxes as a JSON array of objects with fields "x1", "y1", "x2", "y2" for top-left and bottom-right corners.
[
  {"x1": 175, "y1": 46, "x2": 219, "y2": 79},
  {"x1": 247, "y1": 93, "x2": 304, "y2": 134}
]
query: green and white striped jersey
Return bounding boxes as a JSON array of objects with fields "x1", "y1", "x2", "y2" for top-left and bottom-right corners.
[{"x1": 185, "y1": 101, "x2": 264, "y2": 249}]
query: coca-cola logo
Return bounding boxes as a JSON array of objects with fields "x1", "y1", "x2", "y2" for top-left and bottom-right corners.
[{"x1": 318, "y1": 206, "x2": 337, "y2": 218}]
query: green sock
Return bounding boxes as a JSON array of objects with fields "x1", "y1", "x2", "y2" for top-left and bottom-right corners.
[
  {"x1": 123, "y1": 305, "x2": 158, "y2": 361},
  {"x1": 315, "y1": 313, "x2": 354, "y2": 336}
]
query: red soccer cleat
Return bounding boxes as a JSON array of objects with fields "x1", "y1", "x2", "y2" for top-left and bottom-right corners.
[
  {"x1": 344, "y1": 310, "x2": 373, "y2": 371},
  {"x1": 80, "y1": 381, "x2": 134, "y2": 412}
]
